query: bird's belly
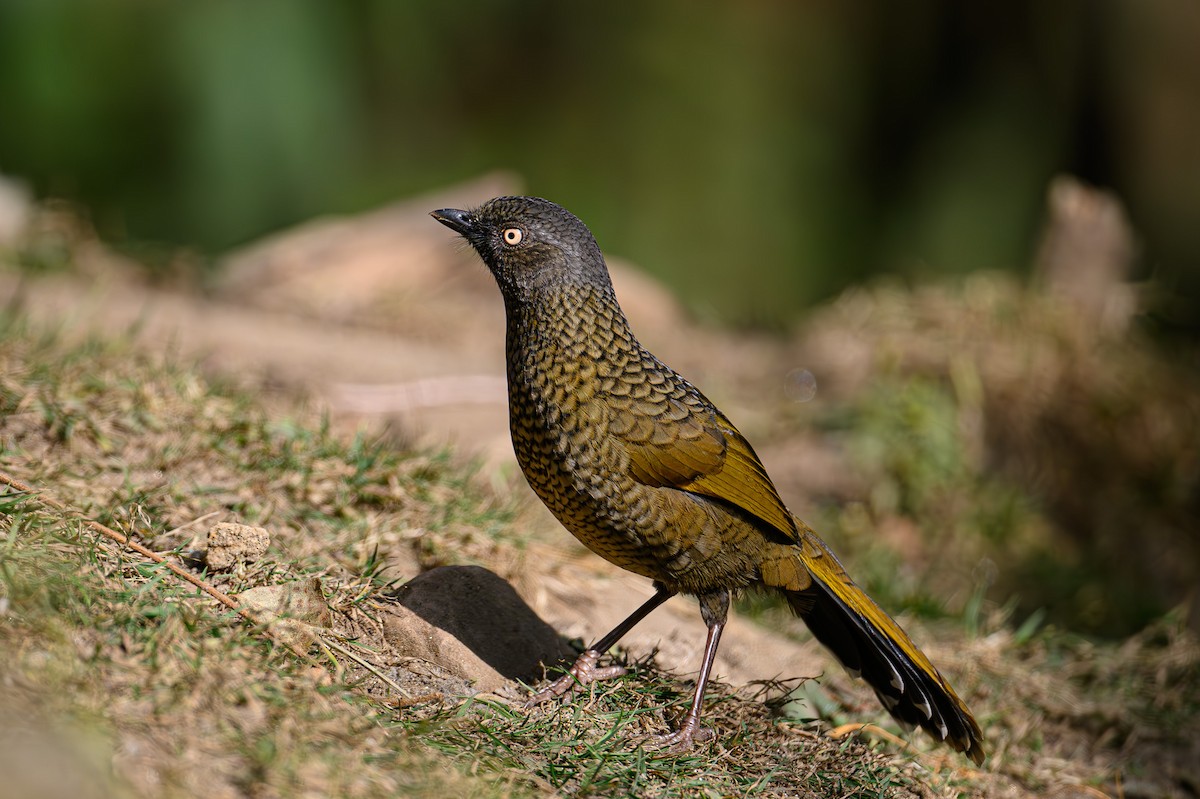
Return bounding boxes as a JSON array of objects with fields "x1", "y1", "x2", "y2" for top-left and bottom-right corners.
[
  {"x1": 513, "y1": 435, "x2": 664, "y2": 579},
  {"x1": 512, "y1": 423, "x2": 763, "y2": 592}
]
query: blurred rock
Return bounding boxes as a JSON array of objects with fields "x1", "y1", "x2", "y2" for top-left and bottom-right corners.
[
  {"x1": 1035, "y1": 175, "x2": 1137, "y2": 334},
  {"x1": 0, "y1": 173, "x2": 33, "y2": 245},
  {"x1": 215, "y1": 171, "x2": 688, "y2": 344}
]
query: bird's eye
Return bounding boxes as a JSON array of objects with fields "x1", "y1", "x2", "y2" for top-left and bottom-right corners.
[{"x1": 502, "y1": 227, "x2": 523, "y2": 246}]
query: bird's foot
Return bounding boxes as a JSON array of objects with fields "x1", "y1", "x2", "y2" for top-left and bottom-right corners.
[
  {"x1": 525, "y1": 649, "x2": 627, "y2": 707},
  {"x1": 649, "y1": 713, "x2": 715, "y2": 753}
]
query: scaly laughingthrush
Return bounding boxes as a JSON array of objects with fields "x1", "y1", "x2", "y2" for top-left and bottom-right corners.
[{"x1": 431, "y1": 196, "x2": 985, "y2": 764}]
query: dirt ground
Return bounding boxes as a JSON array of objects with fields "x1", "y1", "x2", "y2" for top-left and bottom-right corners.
[{"x1": 3, "y1": 174, "x2": 1198, "y2": 798}]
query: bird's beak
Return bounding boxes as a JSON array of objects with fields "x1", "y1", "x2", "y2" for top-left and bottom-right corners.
[{"x1": 430, "y1": 207, "x2": 477, "y2": 236}]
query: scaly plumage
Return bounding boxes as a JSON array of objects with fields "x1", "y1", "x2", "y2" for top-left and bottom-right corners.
[{"x1": 431, "y1": 196, "x2": 985, "y2": 764}]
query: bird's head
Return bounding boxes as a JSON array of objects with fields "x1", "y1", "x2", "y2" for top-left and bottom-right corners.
[{"x1": 431, "y1": 196, "x2": 611, "y2": 300}]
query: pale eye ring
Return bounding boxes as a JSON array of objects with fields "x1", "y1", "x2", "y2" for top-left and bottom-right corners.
[{"x1": 502, "y1": 227, "x2": 523, "y2": 246}]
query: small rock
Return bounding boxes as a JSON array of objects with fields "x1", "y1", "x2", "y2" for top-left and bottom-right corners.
[
  {"x1": 382, "y1": 565, "x2": 574, "y2": 692},
  {"x1": 204, "y1": 522, "x2": 270, "y2": 571}
]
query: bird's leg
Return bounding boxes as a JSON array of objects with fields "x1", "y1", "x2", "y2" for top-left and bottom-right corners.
[
  {"x1": 526, "y1": 583, "x2": 676, "y2": 706},
  {"x1": 651, "y1": 589, "x2": 729, "y2": 752}
]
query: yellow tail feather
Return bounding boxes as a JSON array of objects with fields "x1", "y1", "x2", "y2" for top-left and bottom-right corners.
[{"x1": 776, "y1": 520, "x2": 986, "y2": 765}]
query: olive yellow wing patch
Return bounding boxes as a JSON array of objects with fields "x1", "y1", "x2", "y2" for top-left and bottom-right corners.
[{"x1": 600, "y1": 392, "x2": 799, "y2": 544}]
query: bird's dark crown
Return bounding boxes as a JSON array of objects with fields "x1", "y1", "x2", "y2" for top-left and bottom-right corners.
[{"x1": 431, "y1": 196, "x2": 612, "y2": 299}]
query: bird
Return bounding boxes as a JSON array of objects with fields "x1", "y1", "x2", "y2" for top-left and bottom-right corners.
[{"x1": 431, "y1": 196, "x2": 985, "y2": 764}]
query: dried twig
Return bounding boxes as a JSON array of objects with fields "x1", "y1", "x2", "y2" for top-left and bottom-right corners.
[{"x1": 0, "y1": 470, "x2": 308, "y2": 658}]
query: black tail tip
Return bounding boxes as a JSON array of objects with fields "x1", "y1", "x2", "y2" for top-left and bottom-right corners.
[
  {"x1": 948, "y1": 722, "x2": 986, "y2": 766},
  {"x1": 961, "y1": 740, "x2": 986, "y2": 767}
]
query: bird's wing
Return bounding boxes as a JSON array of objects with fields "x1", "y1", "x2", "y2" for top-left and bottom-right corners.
[{"x1": 599, "y1": 385, "x2": 799, "y2": 544}]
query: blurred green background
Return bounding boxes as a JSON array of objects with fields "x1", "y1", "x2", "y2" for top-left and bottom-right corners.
[{"x1": 2, "y1": 0, "x2": 1198, "y2": 328}]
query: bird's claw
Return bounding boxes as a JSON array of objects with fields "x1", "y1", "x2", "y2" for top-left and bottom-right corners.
[
  {"x1": 649, "y1": 714, "x2": 715, "y2": 753},
  {"x1": 525, "y1": 649, "x2": 628, "y2": 707}
]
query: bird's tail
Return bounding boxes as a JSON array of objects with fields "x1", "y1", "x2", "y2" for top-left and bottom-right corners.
[{"x1": 770, "y1": 520, "x2": 986, "y2": 765}]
